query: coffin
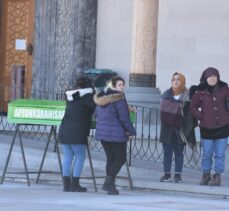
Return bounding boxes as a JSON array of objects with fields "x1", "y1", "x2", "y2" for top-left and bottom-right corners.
[
  {"x1": 7, "y1": 99, "x2": 65, "y2": 125},
  {"x1": 7, "y1": 99, "x2": 135, "y2": 127}
]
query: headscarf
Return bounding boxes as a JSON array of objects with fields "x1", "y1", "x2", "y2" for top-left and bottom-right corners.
[
  {"x1": 199, "y1": 67, "x2": 220, "y2": 93},
  {"x1": 171, "y1": 72, "x2": 186, "y2": 96},
  {"x1": 200, "y1": 67, "x2": 220, "y2": 84}
]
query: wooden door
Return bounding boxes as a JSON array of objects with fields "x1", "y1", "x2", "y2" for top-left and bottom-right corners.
[{"x1": 0, "y1": 0, "x2": 34, "y2": 109}]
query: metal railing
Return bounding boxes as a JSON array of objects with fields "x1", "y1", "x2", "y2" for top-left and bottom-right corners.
[
  {"x1": 0, "y1": 84, "x2": 201, "y2": 170},
  {"x1": 89, "y1": 105, "x2": 201, "y2": 170}
]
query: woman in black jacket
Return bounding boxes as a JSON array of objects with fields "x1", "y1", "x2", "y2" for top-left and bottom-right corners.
[{"x1": 59, "y1": 77, "x2": 96, "y2": 192}]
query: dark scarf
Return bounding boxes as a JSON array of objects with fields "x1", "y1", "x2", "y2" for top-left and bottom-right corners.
[{"x1": 205, "y1": 83, "x2": 216, "y2": 94}]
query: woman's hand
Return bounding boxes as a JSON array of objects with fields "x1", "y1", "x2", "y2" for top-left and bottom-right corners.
[
  {"x1": 125, "y1": 131, "x2": 134, "y2": 138},
  {"x1": 128, "y1": 105, "x2": 137, "y2": 113}
]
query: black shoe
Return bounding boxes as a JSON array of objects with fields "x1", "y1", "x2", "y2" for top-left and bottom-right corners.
[
  {"x1": 71, "y1": 184, "x2": 87, "y2": 192},
  {"x1": 70, "y1": 177, "x2": 87, "y2": 192},
  {"x1": 102, "y1": 176, "x2": 112, "y2": 191},
  {"x1": 63, "y1": 176, "x2": 71, "y2": 192},
  {"x1": 174, "y1": 174, "x2": 182, "y2": 183},
  {"x1": 107, "y1": 184, "x2": 119, "y2": 195},
  {"x1": 102, "y1": 183, "x2": 109, "y2": 191},
  {"x1": 106, "y1": 176, "x2": 119, "y2": 195},
  {"x1": 160, "y1": 173, "x2": 171, "y2": 182}
]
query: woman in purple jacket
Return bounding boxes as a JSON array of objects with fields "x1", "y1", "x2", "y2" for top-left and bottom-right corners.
[
  {"x1": 190, "y1": 67, "x2": 229, "y2": 186},
  {"x1": 94, "y1": 76, "x2": 136, "y2": 195}
]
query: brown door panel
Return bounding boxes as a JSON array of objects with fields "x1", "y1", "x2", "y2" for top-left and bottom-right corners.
[{"x1": 0, "y1": 0, "x2": 34, "y2": 110}]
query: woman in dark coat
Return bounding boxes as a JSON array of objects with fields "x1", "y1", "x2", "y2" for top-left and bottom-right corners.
[
  {"x1": 190, "y1": 67, "x2": 229, "y2": 186},
  {"x1": 160, "y1": 72, "x2": 196, "y2": 183},
  {"x1": 59, "y1": 77, "x2": 96, "y2": 192},
  {"x1": 94, "y1": 76, "x2": 136, "y2": 195}
]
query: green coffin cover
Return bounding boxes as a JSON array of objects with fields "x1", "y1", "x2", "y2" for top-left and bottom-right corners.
[
  {"x1": 7, "y1": 99, "x2": 66, "y2": 125},
  {"x1": 7, "y1": 99, "x2": 136, "y2": 127}
]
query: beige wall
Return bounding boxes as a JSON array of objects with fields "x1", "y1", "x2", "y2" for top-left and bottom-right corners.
[
  {"x1": 157, "y1": 0, "x2": 229, "y2": 92},
  {"x1": 96, "y1": 0, "x2": 229, "y2": 91},
  {"x1": 96, "y1": 0, "x2": 133, "y2": 85}
]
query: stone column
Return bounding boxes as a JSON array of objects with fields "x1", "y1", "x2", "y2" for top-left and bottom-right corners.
[
  {"x1": 126, "y1": 0, "x2": 160, "y2": 108},
  {"x1": 129, "y1": 0, "x2": 159, "y2": 87}
]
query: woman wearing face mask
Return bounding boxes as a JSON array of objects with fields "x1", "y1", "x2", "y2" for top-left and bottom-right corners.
[
  {"x1": 160, "y1": 72, "x2": 196, "y2": 183},
  {"x1": 94, "y1": 76, "x2": 136, "y2": 195},
  {"x1": 190, "y1": 67, "x2": 229, "y2": 186}
]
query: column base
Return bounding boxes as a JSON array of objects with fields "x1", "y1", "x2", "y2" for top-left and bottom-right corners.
[
  {"x1": 129, "y1": 73, "x2": 156, "y2": 87},
  {"x1": 125, "y1": 87, "x2": 161, "y2": 109}
]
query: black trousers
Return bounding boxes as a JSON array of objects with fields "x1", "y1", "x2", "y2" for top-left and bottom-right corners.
[{"x1": 101, "y1": 141, "x2": 127, "y2": 179}]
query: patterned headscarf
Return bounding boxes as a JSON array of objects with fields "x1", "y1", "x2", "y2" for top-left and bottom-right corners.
[{"x1": 171, "y1": 72, "x2": 186, "y2": 96}]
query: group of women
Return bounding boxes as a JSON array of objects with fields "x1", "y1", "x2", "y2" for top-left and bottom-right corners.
[
  {"x1": 58, "y1": 67, "x2": 229, "y2": 195},
  {"x1": 58, "y1": 76, "x2": 135, "y2": 195},
  {"x1": 160, "y1": 67, "x2": 229, "y2": 186}
]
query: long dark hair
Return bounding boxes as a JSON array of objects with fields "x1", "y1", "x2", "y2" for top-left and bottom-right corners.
[{"x1": 75, "y1": 77, "x2": 94, "y2": 89}]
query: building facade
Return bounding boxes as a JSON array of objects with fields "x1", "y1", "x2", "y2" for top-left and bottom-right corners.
[{"x1": 1, "y1": 0, "x2": 229, "y2": 106}]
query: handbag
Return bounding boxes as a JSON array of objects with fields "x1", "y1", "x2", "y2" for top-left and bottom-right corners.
[
  {"x1": 160, "y1": 99, "x2": 181, "y2": 114},
  {"x1": 160, "y1": 99, "x2": 182, "y2": 127}
]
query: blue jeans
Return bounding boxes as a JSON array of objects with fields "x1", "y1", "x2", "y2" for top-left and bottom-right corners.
[
  {"x1": 201, "y1": 138, "x2": 228, "y2": 174},
  {"x1": 62, "y1": 144, "x2": 86, "y2": 177},
  {"x1": 163, "y1": 142, "x2": 184, "y2": 173}
]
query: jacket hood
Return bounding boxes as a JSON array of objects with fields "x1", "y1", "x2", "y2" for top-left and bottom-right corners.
[
  {"x1": 65, "y1": 88, "x2": 94, "y2": 101},
  {"x1": 94, "y1": 91, "x2": 124, "y2": 106}
]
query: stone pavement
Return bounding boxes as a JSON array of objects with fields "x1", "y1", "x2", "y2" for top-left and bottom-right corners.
[
  {"x1": 0, "y1": 133, "x2": 229, "y2": 199},
  {"x1": 0, "y1": 183, "x2": 229, "y2": 211}
]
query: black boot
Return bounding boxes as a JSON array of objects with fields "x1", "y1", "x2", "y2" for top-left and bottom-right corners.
[
  {"x1": 63, "y1": 176, "x2": 71, "y2": 192},
  {"x1": 70, "y1": 177, "x2": 87, "y2": 192},
  {"x1": 107, "y1": 177, "x2": 119, "y2": 195},
  {"x1": 102, "y1": 176, "x2": 112, "y2": 191}
]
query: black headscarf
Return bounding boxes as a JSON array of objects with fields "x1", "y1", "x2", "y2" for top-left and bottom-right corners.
[
  {"x1": 200, "y1": 67, "x2": 220, "y2": 84},
  {"x1": 200, "y1": 67, "x2": 220, "y2": 93}
]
